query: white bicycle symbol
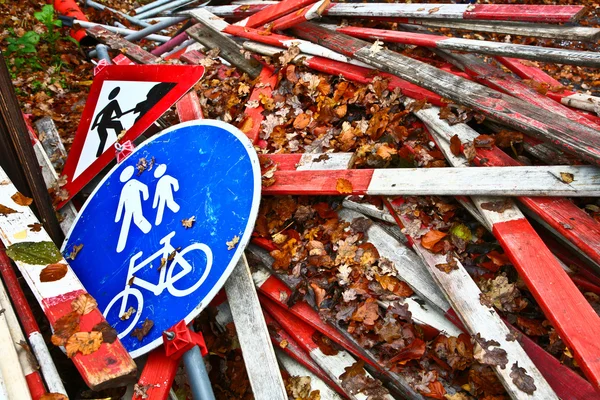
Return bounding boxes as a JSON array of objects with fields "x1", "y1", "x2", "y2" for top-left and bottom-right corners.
[{"x1": 103, "y1": 231, "x2": 213, "y2": 339}]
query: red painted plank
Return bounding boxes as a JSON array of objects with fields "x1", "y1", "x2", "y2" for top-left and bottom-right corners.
[
  {"x1": 241, "y1": 67, "x2": 278, "y2": 144},
  {"x1": 176, "y1": 91, "x2": 204, "y2": 122},
  {"x1": 244, "y1": 0, "x2": 318, "y2": 28},
  {"x1": 262, "y1": 311, "x2": 347, "y2": 397},
  {"x1": 493, "y1": 218, "x2": 600, "y2": 389},
  {"x1": 263, "y1": 169, "x2": 373, "y2": 195},
  {"x1": 180, "y1": 49, "x2": 238, "y2": 81},
  {"x1": 133, "y1": 350, "x2": 179, "y2": 400},
  {"x1": 465, "y1": 4, "x2": 585, "y2": 22},
  {"x1": 270, "y1": 0, "x2": 329, "y2": 31}
]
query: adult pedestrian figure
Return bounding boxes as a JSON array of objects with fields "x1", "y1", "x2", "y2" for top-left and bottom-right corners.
[
  {"x1": 152, "y1": 164, "x2": 180, "y2": 225},
  {"x1": 91, "y1": 87, "x2": 124, "y2": 157},
  {"x1": 115, "y1": 165, "x2": 152, "y2": 252}
]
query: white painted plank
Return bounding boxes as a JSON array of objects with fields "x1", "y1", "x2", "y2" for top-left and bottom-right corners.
[{"x1": 0, "y1": 294, "x2": 31, "y2": 399}]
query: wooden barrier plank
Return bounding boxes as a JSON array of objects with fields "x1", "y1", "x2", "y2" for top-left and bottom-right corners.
[
  {"x1": 262, "y1": 165, "x2": 600, "y2": 197},
  {"x1": 336, "y1": 25, "x2": 600, "y2": 68},
  {"x1": 270, "y1": 0, "x2": 329, "y2": 31},
  {"x1": 0, "y1": 167, "x2": 137, "y2": 390},
  {"x1": 200, "y1": 3, "x2": 586, "y2": 23},
  {"x1": 86, "y1": 25, "x2": 161, "y2": 64},
  {"x1": 288, "y1": 23, "x2": 600, "y2": 166},
  {"x1": 241, "y1": 0, "x2": 319, "y2": 28}
]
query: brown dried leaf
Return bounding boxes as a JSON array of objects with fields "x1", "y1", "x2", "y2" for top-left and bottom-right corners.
[
  {"x1": 510, "y1": 362, "x2": 536, "y2": 395},
  {"x1": 336, "y1": 178, "x2": 353, "y2": 194},
  {"x1": 71, "y1": 293, "x2": 98, "y2": 315},
  {"x1": 560, "y1": 172, "x2": 574, "y2": 184},
  {"x1": 28, "y1": 223, "x2": 43, "y2": 232},
  {"x1": 473, "y1": 135, "x2": 495, "y2": 149},
  {"x1": 51, "y1": 311, "x2": 80, "y2": 346},
  {"x1": 226, "y1": 235, "x2": 240, "y2": 250},
  {"x1": 473, "y1": 333, "x2": 508, "y2": 368},
  {"x1": 375, "y1": 274, "x2": 413, "y2": 297},
  {"x1": 312, "y1": 331, "x2": 339, "y2": 355},
  {"x1": 92, "y1": 321, "x2": 118, "y2": 344},
  {"x1": 131, "y1": 318, "x2": 154, "y2": 341},
  {"x1": 11, "y1": 192, "x2": 33, "y2": 206},
  {"x1": 421, "y1": 230, "x2": 447, "y2": 251},
  {"x1": 181, "y1": 216, "x2": 196, "y2": 228},
  {"x1": 293, "y1": 113, "x2": 311, "y2": 130},
  {"x1": 40, "y1": 394, "x2": 68, "y2": 400},
  {"x1": 40, "y1": 263, "x2": 68, "y2": 282},
  {"x1": 351, "y1": 298, "x2": 379, "y2": 326},
  {"x1": 120, "y1": 306, "x2": 136, "y2": 320},
  {"x1": 450, "y1": 134, "x2": 462, "y2": 156},
  {"x1": 495, "y1": 130, "x2": 523, "y2": 148},
  {"x1": 435, "y1": 252, "x2": 459, "y2": 274},
  {"x1": 0, "y1": 204, "x2": 18, "y2": 216},
  {"x1": 480, "y1": 199, "x2": 512, "y2": 213},
  {"x1": 67, "y1": 243, "x2": 83, "y2": 260},
  {"x1": 65, "y1": 331, "x2": 103, "y2": 357}
]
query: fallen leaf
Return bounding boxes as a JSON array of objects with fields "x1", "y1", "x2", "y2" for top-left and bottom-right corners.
[
  {"x1": 181, "y1": 216, "x2": 196, "y2": 228},
  {"x1": 389, "y1": 338, "x2": 426, "y2": 365},
  {"x1": 435, "y1": 252, "x2": 459, "y2": 274},
  {"x1": 473, "y1": 333, "x2": 508, "y2": 368},
  {"x1": 17, "y1": 340, "x2": 39, "y2": 370},
  {"x1": 40, "y1": 263, "x2": 68, "y2": 282},
  {"x1": 560, "y1": 172, "x2": 574, "y2": 184},
  {"x1": 226, "y1": 235, "x2": 240, "y2": 250},
  {"x1": 133, "y1": 384, "x2": 154, "y2": 399},
  {"x1": 71, "y1": 293, "x2": 98, "y2": 315},
  {"x1": 369, "y1": 39, "x2": 383, "y2": 55},
  {"x1": 336, "y1": 178, "x2": 353, "y2": 194},
  {"x1": 375, "y1": 274, "x2": 413, "y2": 297},
  {"x1": 351, "y1": 298, "x2": 379, "y2": 326},
  {"x1": 65, "y1": 331, "x2": 103, "y2": 357},
  {"x1": 28, "y1": 223, "x2": 42, "y2": 232},
  {"x1": 510, "y1": 362, "x2": 536, "y2": 395},
  {"x1": 428, "y1": 6, "x2": 440, "y2": 14},
  {"x1": 473, "y1": 135, "x2": 495, "y2": 149},
  {"x1": 92, "y1": 321, "x2": 118, "y2": 344},
  {"x1": 5, "y1": 241, "x2": 62, "y2": 265},
  {"x1": 40, "y1": 394, "x2": 68, "y2": 400},
  {"x1": 11, "y1": 192, "x2": 33, "y2": 206},
  {"x1": 120, "y1": 306, "x2": 136, "y2": 320},
  {"x1": 293, "y1": 113, "x2": 311, "y2": 130},
  {"x1": 480, "y1": 199, "x2": 512, "y2": 213},
  {"x1": 312, "y1": 331, "x2": 339, "y2": 355},
  {"x1": 421, "y1": 230, "x2": 447, "y2": 250},
  {"x1": 0, "y1": 204, "x2": 18, "y2": 216},
  {"x1": 51, "y1": 311, "x2": 80, "y2": 346},
  {"x1": 495, "y1": 130, "x2": 523, "y2": 148},
  {"x1": 450, "y1": 135, "x2": 461, "y2": 156},
  {"x1": 131, "y1": 318, "x2": 154, "y2": 341},
  {"x1": 67, "y1": 243, "x2": 83, "y2": 260}
]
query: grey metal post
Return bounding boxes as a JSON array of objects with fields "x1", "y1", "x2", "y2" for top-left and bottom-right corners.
[
  {"x1": 85, "y1": 0, "x2": 152, "y2": 27},
  {"x1": 136, "y1": 0, "x2": 197, "y2": 19},
  {"x1": 124, "y1": 16, "x2": 187, "y2": 42},
  {"x1": 135, "y1": 0, "x2": 174, "y2": 15},
  {"x1": 182, "y1": 332, "x2": 216, "y2": 400},
  {"x1": 95, "y1": 44, "x2": 112, "y2": 63}
]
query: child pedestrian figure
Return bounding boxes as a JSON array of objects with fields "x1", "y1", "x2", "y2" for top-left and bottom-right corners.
[
  {"x1": 115, "y1": 165, "x2": 152, "y2": 252},
  {"x1": 152, "y1": 164, "x2": 180, "y2": 225}
]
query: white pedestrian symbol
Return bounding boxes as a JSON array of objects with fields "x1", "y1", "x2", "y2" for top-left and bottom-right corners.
[
  {"x1": 152, "y1": 164, "x2": 180, "y2": 226},
  {"x1": 115, "y1": 165, "x2": 152, "y2": 253}
]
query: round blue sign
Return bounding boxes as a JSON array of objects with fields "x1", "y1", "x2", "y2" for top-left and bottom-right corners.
[{"x1": 62, "y1": 120, "x2": 261, "y2": 357}]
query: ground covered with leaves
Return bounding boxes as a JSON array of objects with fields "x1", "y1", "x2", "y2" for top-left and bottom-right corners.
[{"x1": 3, "y1": 0, "x2": 600, "y2": 399}]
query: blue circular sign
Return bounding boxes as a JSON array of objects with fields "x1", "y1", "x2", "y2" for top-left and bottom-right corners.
[{"x1": 62, "y1": 120, "x2": 261, "y2": 357}]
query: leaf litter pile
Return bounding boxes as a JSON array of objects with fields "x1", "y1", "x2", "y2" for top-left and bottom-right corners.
[{"x1": 2, "y1": 0, "x2": 600, "y2": 399}]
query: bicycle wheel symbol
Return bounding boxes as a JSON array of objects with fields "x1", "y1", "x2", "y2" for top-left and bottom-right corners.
[
  {"x1": 167, "y1": 242, "x2": 213, "y2": 297},
  {"x1": 103, "y1": 288, "x2": 144, "y2": 339}
]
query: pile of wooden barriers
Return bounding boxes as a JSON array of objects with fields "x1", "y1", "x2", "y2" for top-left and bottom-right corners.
[{"x1": 2, "y1": 0, "x2": 600, "y2": 398}]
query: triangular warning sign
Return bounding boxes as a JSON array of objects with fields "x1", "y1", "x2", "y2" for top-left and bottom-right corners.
[{"x1": 59, "y1": 64, "x2": 204, "y2": 209}]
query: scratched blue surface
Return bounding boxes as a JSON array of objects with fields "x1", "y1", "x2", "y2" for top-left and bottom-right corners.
[{"x1": 62, "y1": 121, "x2": 259, "y2": 356}]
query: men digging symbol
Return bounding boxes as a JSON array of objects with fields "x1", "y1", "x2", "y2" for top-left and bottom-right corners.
[
  {"x1": 153, "y1": 164, "x2": 180, "y2": 225},
  {"x1": 91, "y1": 87, "x2": 124, "y2": 158},
  {"x1": 115, "y1": 165, "x2": 152, "y2": 253}
]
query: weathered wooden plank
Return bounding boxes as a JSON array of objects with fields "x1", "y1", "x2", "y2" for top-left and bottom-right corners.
[
  {"x1": 417, "y1": 104, "x2": 600, "y2": 390},
  {"x1": 336, "y1": 25, "x2": 600, "y2": 68},
  {"x1": 402, "y1": 19, "x2": 600, "y2": 42},
  {"x1": 263, "y1": 165, "x2": 600, "y2": 197},
  {"x1": 33, "y1": 116, "x2": 67, "y2": 171},
  {"x1": 0, "y1": 53, "x2": 63, "y2": 244},
  {"x1": 201, "y1": 3, "x2": 585, "y2": 23},
  {"x1": 225, "y1": 256, "x2": 288, "y2": 400},
  {"x1": 288, "y1": 23, "x2": 600, "y2": 166},
  {"x1": 86, "y1": 25, "x2": 161, "y2": 64},
  {"x1": 497, "y1": 57, "x2": 600, "y2": 114},
  {"x1": 186, "y1": 23, "x2": 262, "y2": 78},
  {"x1": 0, "y1": 167, "x2": 137, "y2": 390}
]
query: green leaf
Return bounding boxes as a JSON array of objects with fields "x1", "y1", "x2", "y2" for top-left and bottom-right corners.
[
  {"x1": 449, "y1": 223, "x2": 472, "y2": 242},
  {"x1": 5, "y1": 241, "x2": 63, "y2": 265},
  {"x1": 34, "y1": 4, "x2": 55, "y2": 25},
  {"x1": 20, "y1": 31, "x2": 40, "y2": 46}
]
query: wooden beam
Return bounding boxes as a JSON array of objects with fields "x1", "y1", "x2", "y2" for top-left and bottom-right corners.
[
  {"x1": 86, "y1": 25, "x2": 161, "y2": 64},
  {"x1": 240, "y1": 0, "x2": 319, "y2": 28},
  {"x1": 401, "y1": 19, "x2": 600, "y2": 42},
  {"x1": 497, "y1": 57, "x2": 600, "y2": 114},
  {"x1": 288, "y1": 23, "x2": 600, "y2": 166},
  {"x1": 270, "y1": 0, "x2": 329, "y2": 31},
  {"x1": 262, "y1": 165, "x2": 600, "y2": 197},
  {"x1": 0, "y1": 167, "x2": 137, "y2": 390},
  {"x1": 0, "y1": 53, "x2": 63, "y2": 245},
  {"x1": 201, "y1": 3, "x2": 586, "y2": 23},
  {"x1": 336, "y1": 25, "x2": 600, "y2": 68}
]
